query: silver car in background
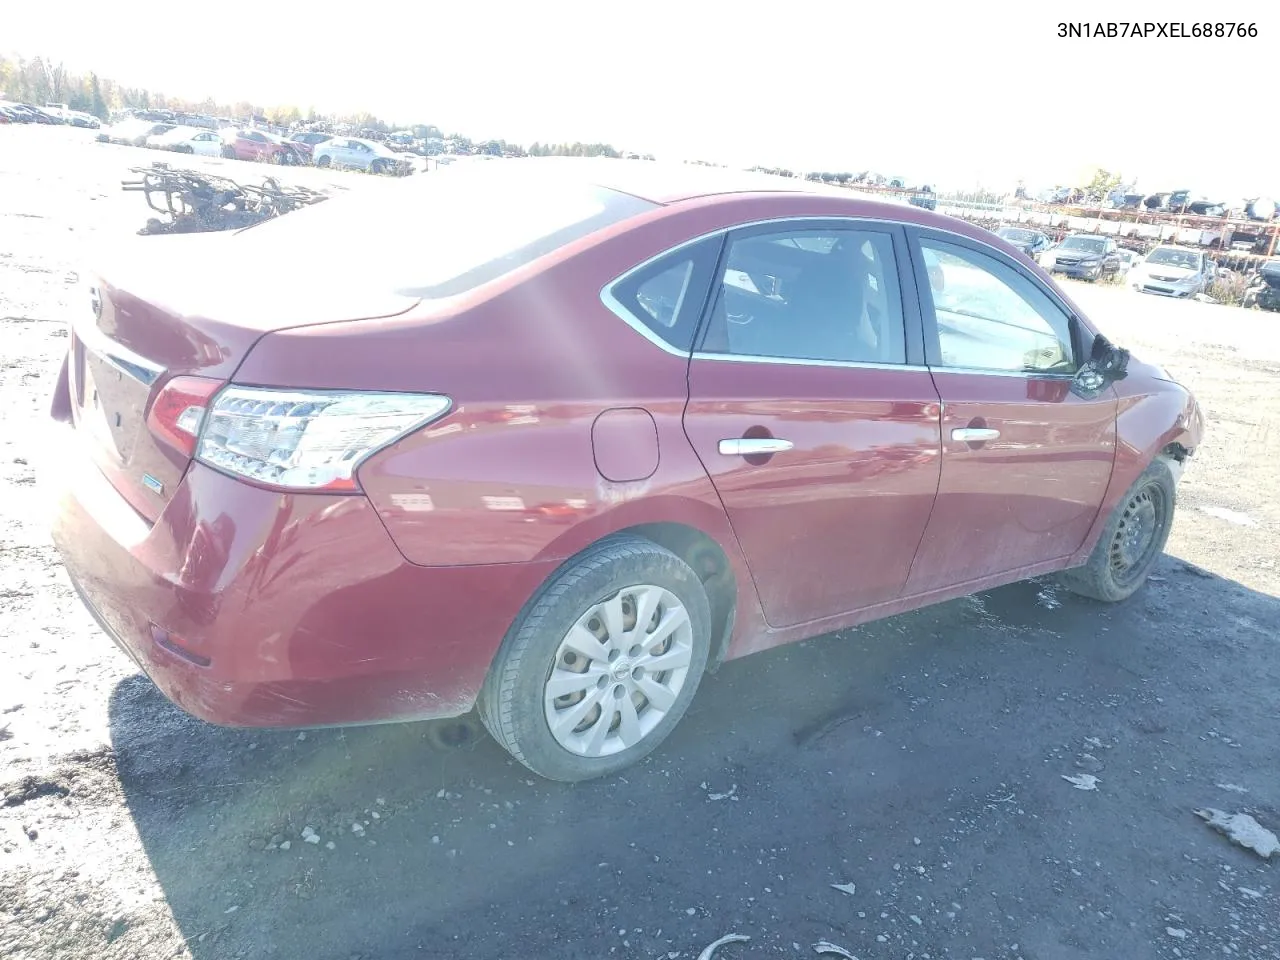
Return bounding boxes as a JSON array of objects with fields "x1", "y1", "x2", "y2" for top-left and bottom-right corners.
[
  {"x1": 1129, "y1": 246, "x2": 1214, "y2": 298},
  {"x1": 313, "y1": 136, "x2": 413, "y2": 175}
]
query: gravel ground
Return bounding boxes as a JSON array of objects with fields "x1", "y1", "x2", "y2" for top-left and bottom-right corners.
[{"x1": 1, "y1": 125, "x2": 1277, "y2": 960}]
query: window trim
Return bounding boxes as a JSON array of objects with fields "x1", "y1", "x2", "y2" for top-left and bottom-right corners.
[
  {"x1": 906, "y1": 226, "x2": 1085, "y2": 378},
  {"x1": 601, "y1": 216, "x2": 1097, "y2": 369}
]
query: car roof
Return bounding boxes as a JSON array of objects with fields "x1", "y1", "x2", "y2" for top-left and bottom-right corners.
[{"x1": 549, "y1": 157, "x2": 841, "y2": 204}]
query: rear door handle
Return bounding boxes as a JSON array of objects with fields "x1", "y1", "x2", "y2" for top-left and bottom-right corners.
[
  {"x1": 719, "y1": 438, "x2": 794, "y2": 456},
  {"x1": 951, "y1": 427, "x2": 1001, "y2": 442}
]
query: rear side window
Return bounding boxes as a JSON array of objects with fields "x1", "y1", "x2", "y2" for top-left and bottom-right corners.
[
  {"x1": 606, "y1": 238, "x2": 721, "y2": 352},
  {"x1": 700, "y1": 227, "x2": 908, "y2": 364},
  {"x1": 233, "y1": 166, "x2": 657, "y2": 299}
]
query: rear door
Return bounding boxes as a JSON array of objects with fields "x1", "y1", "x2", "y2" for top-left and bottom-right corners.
[
  {"x1": 681, "y1": 220, "x2": 942, "y2": 628},
  {"x1": 902, "y1": 229, "x2": 1116, "y2": 594}
]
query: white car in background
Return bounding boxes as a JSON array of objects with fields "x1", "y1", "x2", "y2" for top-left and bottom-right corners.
[
  {"x1": 146, "y1": 125, "x2": 225, "y2": 157},
  {"x1": 1128, "y1": 246, "x2": 1215, "y2": 298}
]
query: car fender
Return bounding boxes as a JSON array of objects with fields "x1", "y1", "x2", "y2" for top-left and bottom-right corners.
[{"x1": 1067, "y1": 377, "x2": 1202, "y2": 566}]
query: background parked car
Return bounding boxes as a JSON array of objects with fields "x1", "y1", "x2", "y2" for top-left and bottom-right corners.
[
  {"x1": 1242, "y1": 259, "x2": 1280, "y2": 311},
  {"x1": 146, "y1": 126, "x2": 226, "y2": 157},
  {"x1": 1128, "y1": 246, "x2": 1215, "y2": 298},
  {"x1": 222, "y1": 128, "x2": 305, "y2": 164},
  {"x1": 995, "y1": 226, "x2": 1051, "y2": 257},
  {"x1": 1048, "y1": 234, "x2": 1121, "y2": 281},
  {"x1": 1113, "y1": 248, "x2": 1143, "y2": 278},
  {"x1": 287, "y1": 131, "x2": 333, "y2": 161},
  {"x1": 98, "y1": 118, "x2": 175, "y2": 146},
  {"x1": 313, "y1": 136, "x2": 413, "y2": 175}
]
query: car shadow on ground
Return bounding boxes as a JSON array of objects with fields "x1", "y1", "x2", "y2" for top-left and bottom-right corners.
[{"x1": 107, "y1": 555, "x2": 1280, "y2": 960}]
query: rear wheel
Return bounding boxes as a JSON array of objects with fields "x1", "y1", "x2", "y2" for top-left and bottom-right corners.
[
  {"x1": 315, "y1": 155, "x2": 330, "y2": 168},
  {"x1": 221, "y1": 145, "x2": 235, "y2": 159},
  {"x1": 1059, "y1": 459, "x2": 1176, "y2": 602},
  {"x1": 479, "y1": 535, "x2": 712, "y2": 782}
]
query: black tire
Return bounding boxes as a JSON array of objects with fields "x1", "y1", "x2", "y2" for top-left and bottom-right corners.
[
  {"x1": 315, "y1": 155, "x2": 330, "y2": 169},
  {"x1": 221, "y1": 145, "x2": 235, "y2": 159},
  {"x1": 478, "y1": 535, "x2": 712, "y2": 782},
  {"x1": 1059, "y1": 458, "x2": 1176, "y2": 602},
  {"x1": 370, "y1": 159, "x2": 387, "y2": 175},
  {"x1": 175, "y1": 144, "x2": 193, "y2": 154}
]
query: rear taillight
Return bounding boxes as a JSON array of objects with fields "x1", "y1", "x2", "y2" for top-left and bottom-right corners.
[
  {"x1": 195, "y1": 386, "x2": 451, "y2": 492},
  {"x1": 147, "y1": 376, "x2": 225, "y2": 456}
]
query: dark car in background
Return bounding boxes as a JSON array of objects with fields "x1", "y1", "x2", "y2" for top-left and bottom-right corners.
[
  {"x1": 996, "y1": 226, "x2": 1051, "y2": 257},
  {"x1": 1243, "y1": 259, "x2": 1280, "y2": 311},
  {"x1": 1049, "y1": 234, "x2": 1121, "y2": 281}
]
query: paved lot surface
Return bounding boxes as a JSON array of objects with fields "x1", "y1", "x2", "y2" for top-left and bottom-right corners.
[{"x1": 2, "y1": 125, "x2": 1277, "y2": 960}]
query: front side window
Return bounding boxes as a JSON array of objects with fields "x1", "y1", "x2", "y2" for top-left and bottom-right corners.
[
  {"x1": 700, "y1": 227, "x2": 907, "y2": 364},
  {"x1": 920, "y1": 238, "x2": 1075, "y2": 374}
]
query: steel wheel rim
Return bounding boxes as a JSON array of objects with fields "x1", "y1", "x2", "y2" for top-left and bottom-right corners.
[
  {"x1": 544, "y1": 584, "x2": 693, "y2": 758},
  {"x1": 1109, "y1": 482, "x2": 1165, "y2": 587}
]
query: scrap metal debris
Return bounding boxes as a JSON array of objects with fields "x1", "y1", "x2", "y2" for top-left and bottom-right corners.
[
  {"x1": 696, "y1": 933, "x2": 750, "y2": 960},
  {"x1": 813, "y1": 940, "x2": 859, "y2": 959},
  {"x1": 1194, "y1": 808, "x2": 1279, "y2": 859},
  {"x1": 1062, "y1": 774, "x2": 1099, "y2": 791},
  {"x1": 122, "y1": 163, "x2": 327, "y2": 235},
  {"x1": 829, "y1": 883, "x2": 857, "y2": 896}
]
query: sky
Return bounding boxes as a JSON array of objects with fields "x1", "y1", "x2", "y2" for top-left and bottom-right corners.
[{"x1": 4, "y1": 1, "x2": 1275, "y2": 196}]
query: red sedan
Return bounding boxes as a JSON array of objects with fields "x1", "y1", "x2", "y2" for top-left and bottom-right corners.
[
  {"x1": 221, "y1": 128, "x2": 304, "y2": 164},
  {"x1": 50, "y1": 160, "x2": 1203, "y2": 781}
]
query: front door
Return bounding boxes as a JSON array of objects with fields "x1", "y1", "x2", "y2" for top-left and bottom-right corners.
[
  {"x1": 903, "y1": 231, "x2": 1117, "y2": 594},
  {"x1": 682, "y1": 221, "x2": 942, "y2": 628}
]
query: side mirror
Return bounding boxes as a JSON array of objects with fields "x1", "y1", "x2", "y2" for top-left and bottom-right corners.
[
  {"x1": 1090, "y1": 334, "x2": 1129, "y2": 380},
  {"x1": 1072, "y1": 334, "x2": 1129, "y2": 398}
]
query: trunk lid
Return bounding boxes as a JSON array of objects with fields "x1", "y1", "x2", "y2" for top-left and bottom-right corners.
[{"x1": 70, "y1": 232, "x2": 419, "y2": 522}]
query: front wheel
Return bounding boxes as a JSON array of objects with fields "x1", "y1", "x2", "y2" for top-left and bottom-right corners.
[
  {"x1": 479, "y1": 536, "x2": 712, "y2": 782},
  {"x1": 221, "y1": 145, "x2": 236, "y2": 159},
  {"x1": 315, "y1": 155, "x2": 330, "y2": 168},
  {"x1": 1059, "y1": 458, "x2": 1176, "y2": 602},
  {"x1": 370, "y1": 159, "x2": 387, "y2": 175}
]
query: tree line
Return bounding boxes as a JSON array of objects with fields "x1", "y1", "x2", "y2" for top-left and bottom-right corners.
[{"x1": 0, "y1": 54, "x2": 631, "y2": 158}]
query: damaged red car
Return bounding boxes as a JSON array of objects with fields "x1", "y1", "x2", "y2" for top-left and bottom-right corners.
[{"x1": 50, "y1": 160, "x2": 1203, "y2": 781}]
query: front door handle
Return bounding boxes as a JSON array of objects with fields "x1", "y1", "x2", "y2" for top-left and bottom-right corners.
[
  {"x1": 951, "y1": 427, "x2": 1001, "y2": 442},
  {"x1": 719, "y1": 438, "x2": 794, "y2": 456}
]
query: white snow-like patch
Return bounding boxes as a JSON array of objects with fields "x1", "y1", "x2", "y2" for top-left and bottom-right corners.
[
  {"x1": 1194, "y1": 808, "x2": 1279, "y2": 859},
  {"x1": 1199, "y1": 506, "x2": 1258, "y2": 526},
  {"x1": 1062, "y1": 774, "x2": 1099, "y2": 791},
  {"x1": 829, "y1": 883, "x2": 856, "y2": 896}
]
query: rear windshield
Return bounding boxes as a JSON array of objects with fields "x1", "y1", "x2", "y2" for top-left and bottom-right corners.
[{"x1": 232, "y1": 164, "x2": 656, "y2": 299}]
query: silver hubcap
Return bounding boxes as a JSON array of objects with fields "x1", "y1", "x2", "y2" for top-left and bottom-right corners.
[{"x1": 544, "y1": 584, "x2": 693, "y2": 758}]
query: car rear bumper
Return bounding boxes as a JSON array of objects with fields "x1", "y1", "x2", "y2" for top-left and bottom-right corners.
[{"x1": 50, "y1": 430, "x2": 558, "y2": 728}]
